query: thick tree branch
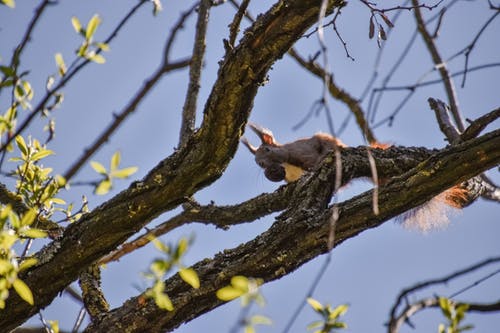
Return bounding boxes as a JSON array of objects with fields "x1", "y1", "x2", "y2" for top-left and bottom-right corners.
[
  {"x1": 0, "y1": 1, "x2": 344, "y2": 330},
  {"x1": 84, "y1": 130, "x2": 499, "y2": 332},
  {"x1": 99, "y1": 144, "x2": 442, "y2": 264}
]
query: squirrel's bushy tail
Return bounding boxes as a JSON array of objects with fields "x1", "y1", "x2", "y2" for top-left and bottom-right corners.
[{"x1": 398, "y1": 186, "x2": 470, "y2": 232}]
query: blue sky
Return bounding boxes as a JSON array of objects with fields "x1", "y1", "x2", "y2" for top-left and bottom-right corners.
[{"x1": 1, "y1": 1, "x2": 499, "y2": 332}]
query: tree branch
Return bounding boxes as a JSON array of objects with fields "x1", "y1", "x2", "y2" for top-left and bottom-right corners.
[
  {"x1": 0, "y1": 0, "x2": 149, "y2": 154},
  {"x1": 412, "y1": 0, "x2": 464, "y2": 131},
  {"x1": 389, "y1": 297, "x2": 500, "y2": 333},
  {"x1": 179, "y1": 0, "x2": 211, "y2": 146},
  {"x1": 388, "y1": 256, "x2": 500, "y2": 332},
  {"x1": 288, "y1": 48, "x2": 377, "y2": 144},
  {"x1": 0, "y1": 1, "x2": 345, "y2": 329},
  {"x1": 99, "y1": 144, "x2": 444, "y2": 265},
  {"x1": 84, "y1": 129, "x2": 500, "y2": 332}
]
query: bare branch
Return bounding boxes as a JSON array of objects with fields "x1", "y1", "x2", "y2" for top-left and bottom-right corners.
[
  {"x1": 412, "y1": 0, "x2": 464, "y2": 131},
  {"x1": 288, "y1": 48, "x2": 378, "y2": 143},
  {"x1": 85, "y1": 130, "x2": 500, "y2": 332},
  {"x1": 227, "y1": 0, "x2": 250, "y2": 49},
  {"x1": 461, "y1": 107, "x2": 500, "y2": 141},
  {"x1": 389, "y1": 297, "x2": 500, "y2": 333},
  {"x1": 388, "y1": 256, "x2": 500, "y2": 332},
  {"x1": 7, "y1": 0, "x2": 52, "y2": 76},
  {"x1": 428, "y1": 98, "x2": 461, "y2": 143},
  {"x1": 179, "y1": 0, "x2": 212, "y2": 146},
  {"x1": 79, "y1": 265, "x2": 109, "y2": 321}
]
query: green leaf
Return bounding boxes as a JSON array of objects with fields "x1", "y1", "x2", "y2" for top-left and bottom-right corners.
[
  {"x1": 179, "y1": 267, "x2": 200, "y2": 289},
  {"x1": 329, "y1": 304, "x2": 349, "y2": 319},
  {"x1": 13, "y1": 278, "x2": 34, "y2": 305},
  {"x1": 0, "y1": 65, "x2": 15, "y2": 77},
  {"x1": 439, "y1": 297, "x2": 452, "y2": 320},
  {"x1": 307, "y1": 297, "x2": 324, "y2": 312},
  {"x1": 244, "y1": 326, "x2": 255, "y2": 333},
  {"x1": 154, "y1": 292, "x2": 173, "y2": 311},
  {"x1": 31, "y1": 149, "x2": 54, "y2": 161},
  {"x1": 95, "y1": 179, "x2": 112, "y2": 195},
  {"x1": 71, "y1": 16, "x2": 82, "y2": 34},
  {"x1": 19, "y1": 258, "x2": 38, "y2": 271},
  {"x1": 149, "y1": 236, "x2": 170, "y2": 254},
  {"x1": 231, "y1": 275, "x2": 249, "y2": 291},
  {"x1": 306, "y1": 320, "x2": 324, "y2": 330},
  {"x1": 250, "y1": 314, "x2": 272, "y2": 325},
  {"x1": 85, "y1": 14, "x2": 101, "y2": 40},
  {"x1": 216, "y1": 286, "x2": 245, "y2": 301},
  {"x1": 96, "y1": 42, "x2": 110, "y2": 51},
  {"x1": 111, "y1": 167, "x2": 138, "y2": 179},
  {"x1": 1, "y1": 0, "x2": 15, "y2": 8},
  {"x1": 20, "y1": 209, "x2": 37, "y2": 226},
  {"x1": 15, "y1": 135, "x2": 28, "y2": 157},
  {"x1": 176, "y1": 237, "x2": 189, "y2": 258},
  {"x1": 90, "y1": 161, "x2": 107, "y2": 175},
  {"x1": 89, "y1": 53, "x2": 106, "y2": 64},
  {"x1": 55, "y1": 53, "x2": 66, "y2": 76},
  {"x1": 77, "y1": 44, "x2": 88, "y2": 57},
  {"x1": 110, "y1": 151, "x2": 121, "y2": 171},
  {"x1": 48, "y1": 320, "x2": 60, "y2": 333},
  {"x1": 20, "y1": 228, "x2": 47, "y2": 239}
]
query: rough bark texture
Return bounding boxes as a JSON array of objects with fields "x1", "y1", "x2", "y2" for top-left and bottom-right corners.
[
  {"x1": 83, "y1": 130, "x2": 499, "y2": 333},
  {"x1": 0, "y1": 0, "x2": 344, "y2": 330},
  {"x1": 1, "y1": 0, "x2": 498, "y2": 331}
]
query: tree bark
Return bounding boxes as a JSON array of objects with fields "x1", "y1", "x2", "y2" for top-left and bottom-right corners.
[
  {"x1": 83, "y1": 130, "x2": 499, "y2": 333},
  {"x1": 0, "y1": 0, "x2": 345, "y2": 330}
]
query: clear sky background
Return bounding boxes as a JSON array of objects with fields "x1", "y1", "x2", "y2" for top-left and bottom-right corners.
[{"x1": 1, "y1": 1, "x2": 499, "y2": 332}]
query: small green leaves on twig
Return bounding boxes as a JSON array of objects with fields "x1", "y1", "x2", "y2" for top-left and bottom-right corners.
[
  {"x1": 144, "y1": 236, "x2": 200, "y2": 311},
  {"x1": 306, "y1": 298, "x2": 348, "y2": 333},
  {"x1": 216, "y1": 275, "x2": 265, "y2": 307},
  {"x1": 0, "y1": 205, "x2": 47, "y2": 308},
  {"x1": 90, "y1": 151, "x2": 138, "y2": 195},
  {"x1": 438, "y1": 297, "x2": 473, "y2": 333},
  {"x1": 54, "y1": 53, "x2": 67, "y2": 76},
  {"x1": 71, "y1": 14, "x2": 109, "y2": 64}
]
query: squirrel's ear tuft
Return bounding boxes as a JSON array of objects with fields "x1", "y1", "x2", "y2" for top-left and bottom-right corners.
[
  {"x1": 241, "y1": 137, "x2": 257, "y2": 154},
  {"x1": 248, "y1": 122, "x2": 277, "y2": 145}
]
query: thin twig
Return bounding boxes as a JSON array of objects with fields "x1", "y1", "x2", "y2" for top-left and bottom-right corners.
[
  {"x1": 389, "y1": 297, "x2": 500, "y2": 333},
  {"x1": 388, "y1": 256, "x2": 500, "y2": 332},
  {"x1": 461, "y1": 107, "x2": 500, "y2": 141},
  {"x1": 179, "y1": 0, "x2": 212, "y2": 146},
  {"x1": 0, "y1": 0, "x2": 149, "y2": 154},
  {"x1": 413, "y1": 0, "x2": 463, "y2": 131},
  {"x1": 281, "y1": 254, "x2": 332, "y2": 333},
  {"x1": 71, "y1": 307, "x2": 87, "y2": 333},
  {"x1": 6, "y1": 0, "x2": 52, "y2": 80},
  {"x1": 227, "y1": 0, "x2": 250, "y2": 49},
  {"x1": 99, "y1": 187, "x2": 291, "y2": 264},
  {"x1": 428, "y1": 98, "x2": 461, "y2": 143},
  {"x1": 288, "y1": 48, "x2": 377, "y2": 144}
]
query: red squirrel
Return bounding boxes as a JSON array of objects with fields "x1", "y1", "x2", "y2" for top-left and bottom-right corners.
[{"x1": 242, "y1": 123, "x2": 469, "y2": 232}]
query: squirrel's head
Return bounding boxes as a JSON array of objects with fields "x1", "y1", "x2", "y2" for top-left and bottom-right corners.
[{"x1": 241, "y1": 123, "x2": 289, "y2": 182}]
